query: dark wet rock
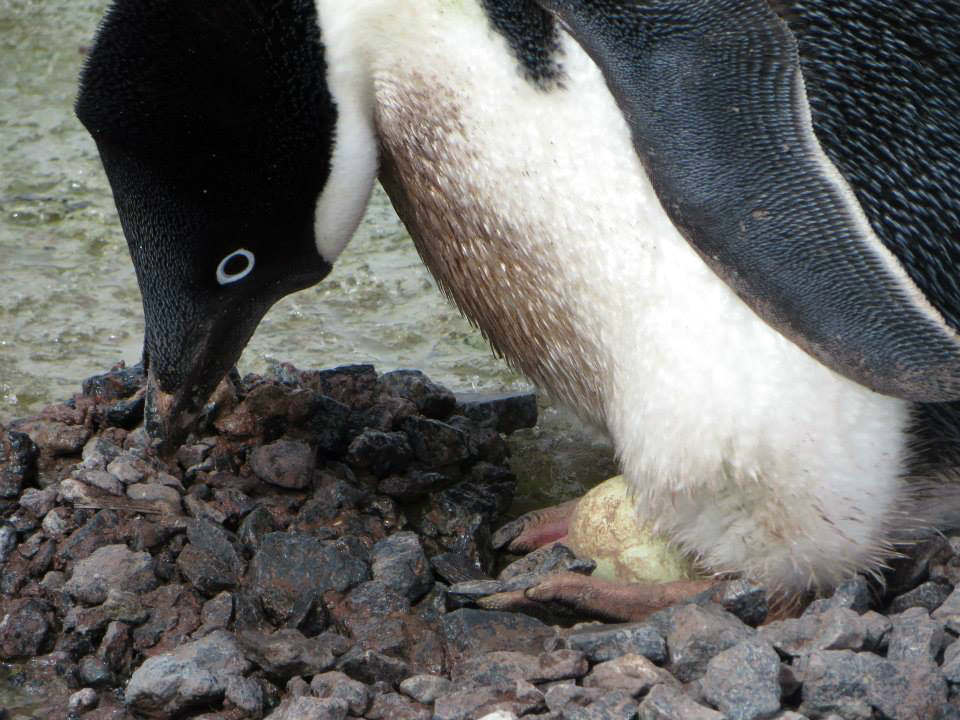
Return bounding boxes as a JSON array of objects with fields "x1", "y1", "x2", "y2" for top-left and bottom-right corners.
[
  {"x1": 346, "y1": 429, "x2": 413, "y2": 478},
  {"x1": 433, "y1": 680, "x2": 545, "y2": 720},
  {"x1": 562, "y1": 622, "x2": 667, "y2": 664},
  {"x1": 238, "y1": 628, "x2": 342, "y2": 679},
  {"x1": 296, "y1": 364, "x2": 380, "y2": 408},
  {"x1": 124, "y1": 629, "x2": 251, "y2": 716},
  {"x1": 455, "y1": 392, "x2": 538, "y2": 434},
  {"x1": 802, "y1": 576, "x2": 872, "y2": 616},
  {"x1": 250, "y1": 439, "x2": 315, "y2": 489},
  {"x1": 442, "y1": 609, "x2": 557, "y2": 669},
  {"x1": 238, "y1": 506, "x2": 277, "y2": 553},
  {"x1": 68, "y1": 687, "x2": 100, "y2": 714},
  {"x1": 400, "y1": 673, "x2": 453, "y2": 704},
  {"x1": 82, "y1": 363, "x2": 145, "y2": 401},
  {"x1": 638, "y1": 683, "x2": 724, "y2": 720},
  {"x1": 370, "y1": 531, "x2": 433, "y2": 602},
  {"x1": 446, "y1": 415, "x2": 510, "y2": 464},
  {"x1": 885, "y1": 606, "x2": 946, "y2": 663},
  {"x1": 714, "y1": 579, "x2": 768, "y2": 627},
  {"x1": 291, "y1": 393, "x2": 353, "y2": 457},
  {"x1": 701, "y1": 639, "x2": 780, "y2": 720},
  {"x1": 490, "y1": 543, "x2": 596, "y2": 598},
  {"x1": 79, "y1": 654, "x2": 113, "y2": 686},
  {"x1": 431, "y1": 551, "x2": 491, "y2": 585},
  {"x1": 177, "y1": 520, "x2": 243, "y2": 597},
  {"x1": 0, "y1": 428, "x2": 39, "y2": 498},
  {"x1": 582, "y1": 653, "x2": 677, "y2": 697},
  {"x1": 402, "y1": 416, "x2": 470, "y2": 468},
  {"x1": 797, "y1": 649, "x2": 947, "y2": 720},
  {"x1": 365, "y1": 691, "x2": 432, "y2": 720},
  {"x1": 309, "y1": 670, "x2": 370, "y2": 715},
  {"x1": 378, "y1": 470, "x2": 447, "y2": 499},
  {"x1": 887, "y1": 537, "x2": 952, "y2": 595},
  {"x1": 0, "y1": 598, "x2": 51, "y2": 659},
  {"x1": 888, "y1": 580, "x2": 953, "y2": 614},
  {"x1": 381, "y1": 369, "x2": 457, "y2": 419},
  {"x1": 336, "y1": 647, "x2": 409, "y2": 685},
  {"x1": 64, "y1": 543, "x2": 157, "y2": 605},
  {"x1": 14, "y1": 417, "x2": 90, "y2": 457},
  {"x1": 249, "y1": 532, "x2": 369, "y2": 625},
  {"x1": 224, "y1": 675, "x2": 263, "y2": 717}
]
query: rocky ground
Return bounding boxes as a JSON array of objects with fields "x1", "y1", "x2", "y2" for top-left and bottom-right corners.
[{"x1": 1, "y1": 362, "x2": 960, "y2": 720}]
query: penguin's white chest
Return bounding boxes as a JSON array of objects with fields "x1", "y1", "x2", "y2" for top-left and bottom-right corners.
[{"x1": 364, "y1": 0, "x2": 912, "y2": 593}]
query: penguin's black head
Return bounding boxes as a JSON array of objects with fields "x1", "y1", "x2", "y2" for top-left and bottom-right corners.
[{"x1": 76, "y1": 0, "x2": 374, "y2": 446}]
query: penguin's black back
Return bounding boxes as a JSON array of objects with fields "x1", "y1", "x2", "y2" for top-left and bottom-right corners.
[{"x1": 781, "y1": 0, "x2": 960, "y2": 331}]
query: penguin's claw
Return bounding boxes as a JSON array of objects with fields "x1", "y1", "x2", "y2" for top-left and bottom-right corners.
[
  {"x1": 518, "y1": 571, "x2": 718, "y2": 623},
  {"x1": 492, "y1": 499, "x2": 580, "y2": 553}
]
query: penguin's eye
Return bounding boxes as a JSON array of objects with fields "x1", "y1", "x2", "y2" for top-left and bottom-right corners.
[{"x1": 216, "y1": 249, "x2": 255, "y2": 285}]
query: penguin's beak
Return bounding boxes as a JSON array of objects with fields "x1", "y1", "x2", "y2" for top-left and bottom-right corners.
[{"x1": 139, "y1": 291, "x2": 268, "y2": 453}]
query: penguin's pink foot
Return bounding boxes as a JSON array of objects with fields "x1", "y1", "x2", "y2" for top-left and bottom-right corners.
[
  {"x1": 479, "y1": 571, "x2": 718, "y2": 623},
  {"x1": 492, "y1": 499, "x2": 579, "y2": 553}
]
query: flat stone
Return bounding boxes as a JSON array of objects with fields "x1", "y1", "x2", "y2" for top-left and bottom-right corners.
[
  {"x1": 310, "y1": 671, "x2": 370, "y2": 715},
  {"x1": 454, "y1": 392, "x2": 538, "y2": 434},
  {"x1": 201, "y1": 592, "x2": 234, "y2": 631},
  {"x1": 543, "y1": 683, "x2": 605, "y2": 714},
  {"x1": 98, "y1": 621, "x2": 132, "y2": 672},
  {"x1": 365, "y1": 692, "x2": 432, "y2": 720},
  {"x1": 701, "y1": 639, "x2": 781, "y2": 720},
  {"x1": 106, "y1": 457, "x2": 147, "y2": 485},
  {"x1": 798, "y1": 649, "x2": 947, "y2": 720},
  {"x1": 434, "y1": 680, "x2": 545, "y2": 720},
  {"x1": 662, "y1": 603, "x2": 755, "y2": 682},
  {"x1": 250, "y1": 440, "x2": 315, "y2": 489},
  {"x1": 442, "y1": 609, "x2": 557, "y2": 669},
  {"x1": 583, "y1": 653, "x2": 678, "y2": 697},
  {"x1": 18, "y1": 487, "x2": 57, "y2": 517},
  {"x1": 885, "y1": 607, "x2": 945, "y2": 663},
  {"x1": 759, "y1": 606, "x2": 876, "y2": 657},
  {"x1": 400, "y1": 673, "x2": 453, "y2": 704},
  {"x1": 126, "y1": 483, "x2": 182, "y2": 513},
  {"x1": 336, "y1": 647, "x2": 409, "y2": 686},
  {"x1": 888, "y1": 581, "x2": 953, "y2": 614},
  {"x1": 266, "y1": 696, "x2": 348, "y2": 720},
  {"x1": 802, "y1": 576, "x2": 872, "y2": 616},
  {"x1": 238, "y1": 629, "x2": 343, "y2": 679},
  {"x1": 563, "y1": 690, "x2": 639, "y2": 720},
  {"x1": 639, "y1": 683, "x2": 725, "y2": 720},
  {"x1": 65, "y1": 589, "x2": 148, "y2": 636},
  {"x1": 248, "y1": 532, "x2": 369, "y2": 625},
  {"x1": 238, "y1": 506, "x2": 276, "y2": 552},
  {"x1": 124, "y1": 630, "x2": 251, "y2": 716},
  {"x1": 562, "y1": 622, "x2": 667, "y2": 664},
  {"x1": 224, "y1": 675, "x2": 263, "y2": 717},
  {"x1": 370, "y1": 531, "x2": 433, "y2": 602},
  {"x1": 65, "y1": 543, "x2": 158, "y2": 605},
  {"x1": 76, "y1": 469, "x2": 124, "y2": 496},
  {"x1": 455, "y1": 650, "x2": 588, "y2": 686},
  {"x1": 933, "y1": 586, "x2": 960, "y2": 633}
]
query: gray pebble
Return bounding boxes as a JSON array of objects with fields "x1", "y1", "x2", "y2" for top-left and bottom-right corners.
[{"x1": 701, "y1": 638, "x2": 781, "y2": 720}]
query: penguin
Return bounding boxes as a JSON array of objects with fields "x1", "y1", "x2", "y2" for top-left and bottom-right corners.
[{"x1": 75, "y1": 0, "x2": 960, "y2": 615}]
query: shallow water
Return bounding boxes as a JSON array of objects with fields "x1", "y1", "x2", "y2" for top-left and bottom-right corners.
[{"x1": 0, "y1": 1, "x2": 616, "y2": 713}]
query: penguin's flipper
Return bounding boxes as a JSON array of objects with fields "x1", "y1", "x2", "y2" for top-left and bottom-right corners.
[{"x1": 535, "y1": 0, "x2": 960, "y2": 402}]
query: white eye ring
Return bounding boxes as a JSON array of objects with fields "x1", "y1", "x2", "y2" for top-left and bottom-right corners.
[{"x1": 216, "y1": 249, "x2": 255, "y2": 285}]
